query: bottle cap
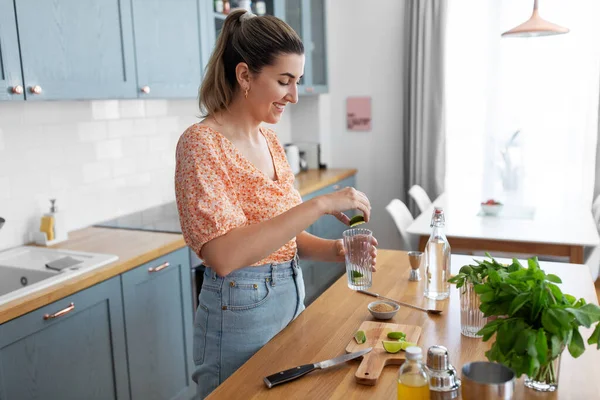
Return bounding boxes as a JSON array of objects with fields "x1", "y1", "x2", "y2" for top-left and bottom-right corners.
[{"x1": 405, "y1": 346, "x2": 423, "y2": 360}]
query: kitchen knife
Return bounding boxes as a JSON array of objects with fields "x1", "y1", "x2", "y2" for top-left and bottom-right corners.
[{"x1": 263, "y1": 347, "x2": 372, "y2": 388}]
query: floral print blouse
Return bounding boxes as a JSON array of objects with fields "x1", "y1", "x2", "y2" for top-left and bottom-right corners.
[{"x1": 175, "y1": 124, "x2": 302, "y2": 266}]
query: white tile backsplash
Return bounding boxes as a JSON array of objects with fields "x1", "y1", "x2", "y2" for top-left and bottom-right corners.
[
  {"x1": 95, "y1": 139, "x2": 123, "y2": 160},
  {"x1": 0, "y1": 99, "x2": 204, "y2": 251},
  {"x1": 0, "y1": 98, "x2": 295, "y2": 251}
]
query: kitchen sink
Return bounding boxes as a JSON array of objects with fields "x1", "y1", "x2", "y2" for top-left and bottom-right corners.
[
  {"x1": 0, "y1": 265, "x2": 57, "y2": 297},
  {"x1": 0, "y1": 246, "x2": 119, "y2": 305}
]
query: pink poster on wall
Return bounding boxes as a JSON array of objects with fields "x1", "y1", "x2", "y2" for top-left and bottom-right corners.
[{"x1": 346, "y1": 97, "x2": 372, "y2": 131}]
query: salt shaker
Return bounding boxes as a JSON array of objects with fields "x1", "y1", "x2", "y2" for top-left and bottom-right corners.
[
  {"x1": 407, "y1": 251, "x2": 423, "y2": 281},
  {"x1": 426, "y1": 345, "x2": 461, "y2": 399}
]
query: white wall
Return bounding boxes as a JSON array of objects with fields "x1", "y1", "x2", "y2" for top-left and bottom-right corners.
[
  {"x1": 0, "y1": 99, "x2": 292, "y2": 251},
  {"x1": 324, "y1": 0, "x2": 407, "y2": 250}
]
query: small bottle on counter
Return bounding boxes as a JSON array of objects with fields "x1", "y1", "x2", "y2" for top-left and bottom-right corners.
[{"x1": 397, "y1": 346, "x2": 430, "y2": 400}]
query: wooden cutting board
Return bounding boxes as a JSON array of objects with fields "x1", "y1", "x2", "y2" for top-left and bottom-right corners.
[{"x1": 345, "y1": 321, "x2": 422, "y2": 386}]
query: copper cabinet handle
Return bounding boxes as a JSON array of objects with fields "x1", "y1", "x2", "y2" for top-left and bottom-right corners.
[
  {"x1": 148, "y1": 261, "x2": 169, "y2": 273},
  {"x1": 11, "y1": 85, "x2": 23, "y2": 94},
  {"x1": 43, "y1": 302, "x2": 75, "y2": 320},
  {"x1": 29, "y1": 85, "x2": 42, "y2": 94},
  {"x1": 140, "y1": 85, "x2": 151, "y2": 94}
]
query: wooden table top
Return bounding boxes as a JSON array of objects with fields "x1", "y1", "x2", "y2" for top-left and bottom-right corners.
[{"x1": 208, "y1": 250, "x2": 600, "y2": 399}]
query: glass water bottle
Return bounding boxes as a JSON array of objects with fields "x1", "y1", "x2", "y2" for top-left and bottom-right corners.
[{"x1": 424, "y1": 207, "x2": 451, "y2": 300}]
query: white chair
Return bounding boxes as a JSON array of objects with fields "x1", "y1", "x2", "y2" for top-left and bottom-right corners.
[
  {"x1": 408, "y1": 185, "x2": 433, "y2": 214},
  {"x1": 585, "y1": 245, "x2": 600, "y2": 282},
  {"x1": 386, "y1": 199, "x2": 419, "y2": 251},
  {"x1": 592, "y1": 194, "x2": 600, "y2": 226}
]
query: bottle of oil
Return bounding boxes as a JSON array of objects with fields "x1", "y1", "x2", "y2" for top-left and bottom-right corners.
[
  {"x1": 398, "y1": 346, "x2": 430, "y2": 400},
  {"x1": 424, "y1": 207, "x2": 451, "y2": 300}
]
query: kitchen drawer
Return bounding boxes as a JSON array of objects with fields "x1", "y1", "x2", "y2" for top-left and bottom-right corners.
[{"x1": 0, "y1": 276, "x2": 129, "y2": 400}]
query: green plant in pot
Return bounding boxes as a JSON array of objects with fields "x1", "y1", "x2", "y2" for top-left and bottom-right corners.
[
  {"x1": 472, "y1": 256, "x2": 600, "y2": 392},
  {"x1": 448, "y1": 255, "x2": 512, "y2": 337}
]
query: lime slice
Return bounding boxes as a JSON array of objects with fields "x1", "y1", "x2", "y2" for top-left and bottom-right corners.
[
  {"x1": 351, "y1": 270, "x2": 364, "y2": 279},
  {"x1": 349, "y1": 215, "x2": 365, "y2": 227},
  {"x1": 387, "y1": 331, "x2": 406, "y2": 340},
  {"x1": 398, "y1": 341, "x2": 417, "y2": 350},
  {"x1": 382, "y1": 340, "x2": 403, "y2": 353},
  {"x1": 354, "y1": 330, "x2": 367, "y2": 344}
]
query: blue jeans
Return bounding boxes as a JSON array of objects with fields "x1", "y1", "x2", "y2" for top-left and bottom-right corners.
[{"x1": 192, "y1": 257, "x2": 306, "y2": 399}]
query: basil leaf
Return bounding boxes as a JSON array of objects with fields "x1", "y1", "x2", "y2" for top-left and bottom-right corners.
[
  {"x1": 474, "y1": 284, "x2": 493, "y2": 294},
  {"x1": 550, "y1": 334, "x2": 563, "y2": 358},
  {"x1": 564, "y1": 294, "x2": 577, "y2": 305},
  {"x1": 535, "y1": 329, "x2": 548, "y2": 364},
  {"x1": 509, "y1": 292, "x2": 530, "y2": 316},
  {"x1": 587, "y1": 324, "x2": 600, "y2": 349},
  {"x1": 480, "y1": 291, "x2": 496, "y2": 303},
  {"x1": 500, "y1": 283, "x2": 519, "y2": 296},
  {"x1": 546, "y1": 274, "x2": 562, "y2": 283},
  {"x1": 566, "y1": 304, "x2": 600, "y2": 328},
  {"x1": 542, "y1": 308, "x2": 571, "y2": 336},
  {"x1": 547, "y1": 283, "x2": 563, "y2": 303},
  {"x1": 568, "y1": 328, "x2": 585, "y2": 358},
  {"x1": 528, "y1": 356, "x2": 540, "y2": 379}
]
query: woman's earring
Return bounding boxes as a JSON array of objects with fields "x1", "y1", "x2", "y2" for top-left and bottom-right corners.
[{"x1": 245, "y1": 88, "x2": 249, "y2": 99}]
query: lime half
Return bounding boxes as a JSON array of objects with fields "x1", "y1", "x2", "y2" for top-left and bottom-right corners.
[
  {"x1": 349, "y1": 215, "x2": 365, "y2": 227},
  {"x1": 354, "y1": 330, "x2": 367, "y2": 344},
  {"x1": 387, "y1": 331, "x2": 406, "y2": 341},
  {"x1": 382, "y1": 341, "x2": 403, "y2": 353},
  {"x1": 382, "y1": 340, "x2": 417, "y2": 353}
]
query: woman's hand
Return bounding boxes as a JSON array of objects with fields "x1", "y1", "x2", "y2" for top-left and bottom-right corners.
[
  {"x1": 333, "y1": 236, "x2": 378, "y2": 271},
  {"x1": 316, "y1": 187, "x2": 371, "y2": 225}
]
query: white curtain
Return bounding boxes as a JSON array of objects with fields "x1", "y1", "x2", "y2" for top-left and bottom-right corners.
[{"x1": 445, "y1": 0, "x2": 600, "y2": 210}]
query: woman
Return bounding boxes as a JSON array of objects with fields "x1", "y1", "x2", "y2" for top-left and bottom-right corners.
[{"x1": 175, "y1": 9, "x2": 378, "y2": 399}]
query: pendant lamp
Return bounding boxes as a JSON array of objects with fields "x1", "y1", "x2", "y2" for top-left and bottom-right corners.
[{"x1": 502, "y1": 0, "x2": 569, "y2": 38}]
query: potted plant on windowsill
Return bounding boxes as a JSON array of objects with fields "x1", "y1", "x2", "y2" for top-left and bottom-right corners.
[{"x1": 473, "y1": 256, "x2": 600, "y2": 392}]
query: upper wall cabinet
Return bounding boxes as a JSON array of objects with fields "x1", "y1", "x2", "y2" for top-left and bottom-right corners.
[
  {"x1": 131, "y1": 0, "x2": 208, "y2": 98},
  {"x1": 14, "y1": 0, "x2": 138, "y2": 100},
  {"x1": 285, "y1": 0, "x2": 328, "y2": 94},
  {"x1": 0, "y1": 0, "x2": 24, "y2": 100},
  {"x1": 0, "y1": 0, "x2": 326, "y2": 101}
]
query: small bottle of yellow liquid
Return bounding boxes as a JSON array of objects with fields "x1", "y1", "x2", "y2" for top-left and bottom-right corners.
[{"x1": 398, "y1": 346, "x2": 430, "y2": 400}]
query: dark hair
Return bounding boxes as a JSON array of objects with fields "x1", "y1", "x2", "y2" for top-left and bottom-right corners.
[{"x1": 199, "y1": 10, "x2": 304, "y2": 116}]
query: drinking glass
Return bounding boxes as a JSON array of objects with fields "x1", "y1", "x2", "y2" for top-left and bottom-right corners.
[{"x1": 343, "y1": 228, "x2": 373, "y2": 290}]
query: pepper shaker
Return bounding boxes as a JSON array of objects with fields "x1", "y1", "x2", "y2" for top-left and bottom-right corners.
[
  {"x1": 407, "y1": 251, "x2": 423, "y2": 281},
  {"x1": 426, "y1": 345, "x2": 461, "y2": 399}
]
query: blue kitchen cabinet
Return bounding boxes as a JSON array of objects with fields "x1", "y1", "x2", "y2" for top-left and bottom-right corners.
[
  {"x1": 121, "y1": 248, "x2": 194, "y2": 400},
  {"x1": 300, "y1": 175, "x2": 356, "y2": 304},
  {"x1": 0, "y1": 277, "x2": 130, "y2": 400},
  {"x1": 285, "y1": 0, "x2": 328, "y2": 95},
  {"x1": 0, "y1": 0, "x2": 24, "y2": 100},
  {"x1": 131, "y1": 0, "x2": 209, "y2": 98},
  {"x1": 13, "y1": 0, "x2": 137, "y2": 100}
]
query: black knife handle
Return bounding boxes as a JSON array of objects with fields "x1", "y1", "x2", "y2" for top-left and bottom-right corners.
[{"x1": 263, "y1": 364, "x2": 316, "y2": 388}]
